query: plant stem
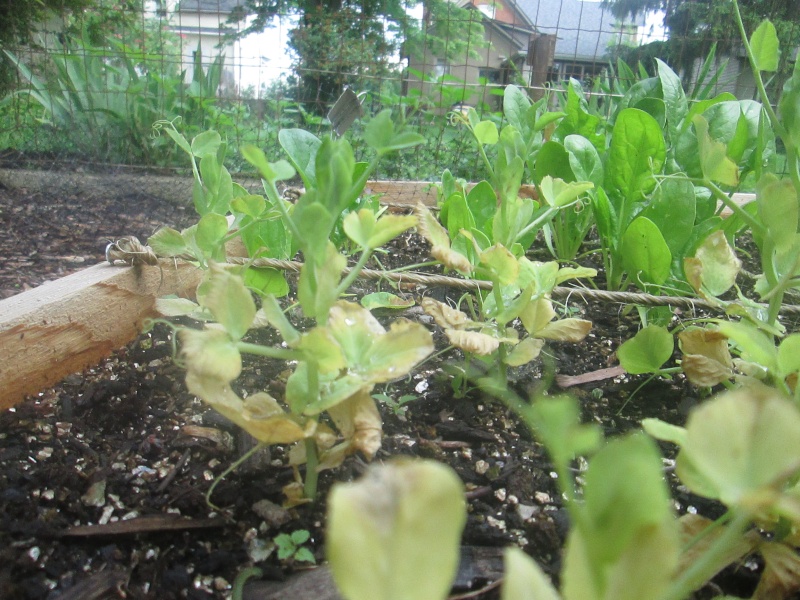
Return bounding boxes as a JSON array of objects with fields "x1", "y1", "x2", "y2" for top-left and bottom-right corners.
[
  {"x1": 335, "y1": 248, "x2": 374, "y2": 297},
  {"x1": 231, "y1": 567, "x2": 263, "y2": 600},
  {"x1": 237, "y1": 342, "x2": 302, "y2": 361},
  {"x1": 659, "y1": 511, "x2": 752, "y2": 600},
  {"x1": 206, "y1": 442, "x2": 268, "y2": 510},
  {"x1": 515, "y1": 206, "x2": 559, "y2": 243},
  {"x1": 695, "y1": 178, "x2": 765, "y2": 236},
  {"x1": 303, "y1": 437, "x2": 320, "y2": 499},
  {"x1": 731, "y1": 0, "x2": 787, "y2": 145}
]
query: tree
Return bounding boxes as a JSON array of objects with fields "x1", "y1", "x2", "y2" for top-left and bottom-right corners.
[
  {"x1": 230, "y1": 0, "x2": 487, "y2": 113},
  {"x1": 603, "y1": 0, "x2": 800, "y2": 93}
]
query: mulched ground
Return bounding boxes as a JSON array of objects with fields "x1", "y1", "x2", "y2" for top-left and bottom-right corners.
[{"x1": 0, "y1": 177, "x2": 773, "y2": 599}]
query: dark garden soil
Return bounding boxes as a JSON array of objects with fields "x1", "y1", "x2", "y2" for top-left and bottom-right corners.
[{"x1": 0, "y1": 178, "x2": 790, "y2": 599}]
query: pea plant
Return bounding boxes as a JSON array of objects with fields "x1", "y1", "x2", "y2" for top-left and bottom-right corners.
[
  {"x1": 415, "y1": 202, "x2": 595, "y2": 393},
  {"x1": 153, "y1": 112, "x2": 438, "y2": 502}
]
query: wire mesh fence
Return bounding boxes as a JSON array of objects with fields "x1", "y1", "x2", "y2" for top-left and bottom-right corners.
[{"x1": 0, "y1": 0, "x2": 794, "y2": 181}]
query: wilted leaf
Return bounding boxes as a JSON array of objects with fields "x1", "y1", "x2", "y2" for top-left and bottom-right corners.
[
  {"x1": 431, "y1": 244, "x2": 473, "y2": 273},
  {"x1": 241, "y1": 393, "x2": 314, "y2": 444},
  {"x1": 327, "y1": 389, "x2": 383, "y2": 461},
  {"x1": 681, "y1": 354, "x2": 734, "y2": 387},
  {"x1": 537, "y1": 318, "x2": 592, "y2": 342},
  {"x1": 446, "y1": 329, "x2": 501, "y2": 355},
  {"x1": 676, "y1": 514, "x2": 759, "y2": 585},
  {"x1": 416, "y1": 203, "x2": 472, "y2": 272},
  {"x1": 677, "y1": 387, "x2": 800, "y2": 511},
  {"x1": 327, "y1": 459, "x2": 466, "y2": 600},
  {"x1": 754, "y1": 541, "x2": 800, "y2": 600},
  {"x1": 679, "y1": 327, "x2": 733, "y2": 386},
  {"x1": 679, "y1": 327, "x2": 733, "y2": 367},
  {"x1": 366, "y1": 319, "x2": 435, "y2": 381},
  {"x1": 687, "y1": 231, "x2": 741, "y2": 297},
  {"x1": 328, "y1": 302, "x2": 433, "y2": 382},
  {"x1": 180, "y1": 328, "x2": 242, "y2": 384},
  {"x1": 421, "y1": 297, "x2": 474, "y2": 330}
]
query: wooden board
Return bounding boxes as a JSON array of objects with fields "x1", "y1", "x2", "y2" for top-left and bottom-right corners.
[{"x1": 0, "y1": 260, "x2": 202, "y2": 410}]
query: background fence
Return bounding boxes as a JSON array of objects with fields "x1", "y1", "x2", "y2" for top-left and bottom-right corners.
[{"x1": 0, "y1": 0, "x2": 795, "y2": 182}]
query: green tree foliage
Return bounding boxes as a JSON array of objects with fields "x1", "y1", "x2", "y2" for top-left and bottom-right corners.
[
  {"x1": 230, "y1": 0, "x2": 487, "y2": 113},
  {"x1": 404, "y1": 0, "x2": 488, "y2": 65},
  {"x1": 603, "y1": 0, "x2": 800, "y2": 93}
]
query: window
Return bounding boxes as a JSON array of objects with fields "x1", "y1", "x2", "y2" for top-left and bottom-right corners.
[
  {"x1": 479, "y1": 68, "x2": 501, "y2": 84},
  {"x1": 433, "y1": 59, "x2": 450, "y2": 79}
]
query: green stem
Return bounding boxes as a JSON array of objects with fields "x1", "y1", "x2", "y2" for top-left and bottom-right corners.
[
  {"x1": 515, "y1": 206, "x2": 559, "y2": 242},
  {"x1": 237, "y1": 342, "x2": 303, "y2": 361},
  {"x1": 303, "y1": 437, "x2": 320, "y2": 499},
  {"x1": 385, "y1": 260, "x2": 440, "y2": 274},
  {"x1": 731, "y1": 0, "x2": 788, "y2": 144},
  {"x1": 231, "y1": 567, "x2": 263, "y2": 600},
  {"x1": 696, "y1": 178, "x2": 765, "y2": 236},
  {"x1": 206, "y1": 442, "x2": 268, "y2": 510},
  {"x1": 345, "y1": 156, "x2": 380, "y2": 207},
  {"x1": 660, "y1": 511, "x2": 751, "y2": 600},
  {"x1": 335, "y1": 248, "x2": 374, "y2": 297}
]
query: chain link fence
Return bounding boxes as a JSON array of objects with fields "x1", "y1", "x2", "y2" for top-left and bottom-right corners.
[{"x1": 0, "y1": 0, "x2": 793, "y2": 183}]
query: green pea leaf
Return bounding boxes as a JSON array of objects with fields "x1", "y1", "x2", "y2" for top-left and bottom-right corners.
[
  {"x1": 201, "y1": 264, "x2": 256, "y2": 341},
  {"x1": 617, "y1": 325, "x2": 673, "y2": 374},
  {"x1": 360, "y1": 292, "x2": 415, "y2": 311},
  {"x1": 750, "y1": 19, "x2": 780, "y2": 72},
  {"x1": 343, "y1": 209, "x2": 417, "y2": 250},
  {"x1": 473, "y1": 120, "x2": 499, "y2": 145},
  {"x1": 148, "y1": 227, "x2": 188, "y2": 257},
  {"x1": 191, "y1": 129, "x2": 222, "y2": 158}
]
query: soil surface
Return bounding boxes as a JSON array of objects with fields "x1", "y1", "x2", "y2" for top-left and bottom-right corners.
[{"x1": 0, "y1": 178, "x2": 787, "y2": 599}]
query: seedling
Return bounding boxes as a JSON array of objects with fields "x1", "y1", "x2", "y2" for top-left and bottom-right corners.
[{"x1": 274, "y1": 530, "x2": 316, "y2": 564}]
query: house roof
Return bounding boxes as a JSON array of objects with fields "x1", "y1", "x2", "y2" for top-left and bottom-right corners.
[
  {"x1": 515, "y1": 0, "x2": 645, "y2": 61},
  {"x1": 177, "y1": 0, "x2": 245, "y2": 13}
]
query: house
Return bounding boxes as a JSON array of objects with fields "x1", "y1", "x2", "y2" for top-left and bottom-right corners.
[
  {"x1": 404, "y1": 0, "x2": 539, "y2": 110},
  {"x1": 159, "y1": 0, "x2": 247, "y2": 94},
  {"x1": 517, "y1": 0, "x2": 645, "y2": 85},
  {"x1": 405, "y1": 0, "x2": 646, "y2": 108}
]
